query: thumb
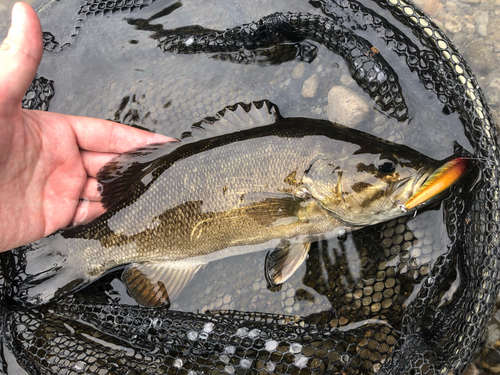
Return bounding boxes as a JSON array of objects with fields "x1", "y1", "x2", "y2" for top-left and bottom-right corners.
[{"x1": 0, "y1": 2, "x2": 43, "y2": 115}]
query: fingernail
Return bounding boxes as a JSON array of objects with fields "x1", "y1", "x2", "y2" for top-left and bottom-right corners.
[
  {"x1": 11, "y1": 3, "x2": 23, "y2": 27},
  {"x1": 73, "y1": 198, "x2": 90, "y2": 226},
  {"x1": 149, "y1": 133, "x2": 176, "y2": 143}
]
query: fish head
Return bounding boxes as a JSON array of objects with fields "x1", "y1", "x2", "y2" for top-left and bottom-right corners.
[{"x1": 302, "y1": 149, "x2": 438, "y2": 227}]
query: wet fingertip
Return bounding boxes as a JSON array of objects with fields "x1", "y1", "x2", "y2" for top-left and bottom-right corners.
[
  {"x1": 11, "y1": 3, "x2": 22, "y2": 27},
  {"x1": 1, "y1": 3, "x2": 22, "y2": 49},
  {"x1": 148, "y1": 133, "x2": 176, "y2": 144},
  {"x1": 97, "y1": 182, "x2": 103, "y2": 196},
  {"x1": 72, "y1": 198, "x2": 90, "y2": 226}
]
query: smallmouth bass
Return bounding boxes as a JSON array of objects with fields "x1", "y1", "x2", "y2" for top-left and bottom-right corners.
[{"x1": 16, "y1": 100, "x2": 447, "y2": 308}]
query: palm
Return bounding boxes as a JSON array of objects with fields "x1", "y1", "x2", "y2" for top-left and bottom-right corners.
[
  {"x1": 0, "y1": 110, "x2": 85, "y2": 247},
  {"x1": 0, "y1": 3, "x2": 170, "y2": 252}
]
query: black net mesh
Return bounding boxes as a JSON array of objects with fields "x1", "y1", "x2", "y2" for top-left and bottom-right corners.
[
  {"x1": 5, "y1": 299, "x2": 399, "y2": 374},
  {"x1": 156, "y1": 11, "x2": 409, "y2": 122},
  {"x1": 0, "y1": 0, "x2": 498, "y2": 374},
  {"x1": 42, "y1": 0, "x2": 158, "y2": 51},
  {"x1": 21, "y1": 75, "x2": 55, "y2": 111}
]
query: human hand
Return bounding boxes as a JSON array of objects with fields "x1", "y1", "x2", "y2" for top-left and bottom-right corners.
[{"x1": 0, "y1": 3, "x2": 173, "y2": 252}]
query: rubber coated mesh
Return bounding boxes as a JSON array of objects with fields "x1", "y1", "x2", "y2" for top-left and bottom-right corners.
[
  {"x1": 42, "y1": 0, "x2": 158, "y2": 51},
  {"x1": 22, "y1": 75, "x2": 55, "y2": 111}
]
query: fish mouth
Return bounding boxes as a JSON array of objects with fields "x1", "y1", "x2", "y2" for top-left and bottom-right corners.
[
  {"x1": 323, "y1": 164, "x2": 438, "y2": 227},
  {"x1": 390, "y1": 165, "x2": 436, "y2": 207},
  {"x1": 338, "y1": 165, "x2": 436, "y2": 227}
]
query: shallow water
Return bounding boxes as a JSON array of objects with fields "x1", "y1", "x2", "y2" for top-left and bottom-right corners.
[
  {"x1": 5, "y1": 0, "x2": 461, "y2": 308},
  {"x1": 0, "y1": 0, "x2": 498, "y2": 373}
]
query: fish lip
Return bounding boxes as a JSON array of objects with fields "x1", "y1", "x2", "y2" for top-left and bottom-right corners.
[
  {"x1": 411, "y1": 165, "x2": 438, "y2": 196},
  {"x1": 346, "y1": 165, "x2": 436, "y2": 226},
  {"x1": 390, "y1": 165, "x2": 435, "y2": 203},
  {"x1": 329, "y1": 165, "x2": 437, "y2": 227}
]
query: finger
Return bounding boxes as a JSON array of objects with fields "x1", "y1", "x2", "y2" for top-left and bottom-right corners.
[
  {"x1": 81, "y1": 150, "x2": 119, "y2": 178},
  {"x1": 64, "y1": 114, "x2": 175, "y2": 153},
  {"x1": 0, "y1": 3, "x2": 43, "y2": 114},
  {"x1": 80, "y1": 177, "x2": 101, "y2": 201},
  {"x1": 71, "y1": 199, "x2": 106, "y2": 226}
]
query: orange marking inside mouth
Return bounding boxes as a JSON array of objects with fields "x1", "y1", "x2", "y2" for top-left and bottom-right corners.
[{"x1": 404, "y1": 157, "x2": 471, "y2": 210}]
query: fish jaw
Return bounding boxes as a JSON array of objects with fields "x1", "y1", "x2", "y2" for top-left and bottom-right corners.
[
  {"x1": 363, "y1": 164, "x2": 437, "y2": 224},
  {"x1": 309, "y1": 163, "x2": 438, "y2": 227},
  {"x1": 388, "y1": 164, "x2": 436, "y2": 209}
]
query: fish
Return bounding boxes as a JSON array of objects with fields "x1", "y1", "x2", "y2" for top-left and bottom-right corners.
[{"x1": 14, "y1": 100, "x2": 445, "y2": 308}]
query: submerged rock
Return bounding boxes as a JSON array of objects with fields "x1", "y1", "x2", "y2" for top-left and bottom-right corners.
[
  {"x1": 476, "y1": 11, "x2": 489, "y2": 37},
  {"x1": 301, "y1": 74, "x2": 318, "y2": 98},
  {"x1": 462, "y1": 40, "x2": 497, "y2": 74},
  {"x1": 292, "y1": 62, "x2": 305, "y2": 79},
  {"x1": 327, "y1": 85, "x2": 370, "y2": 127}
]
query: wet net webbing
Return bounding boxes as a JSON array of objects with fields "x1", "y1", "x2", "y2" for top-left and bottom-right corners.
[{"x1": 0, "y1": 0, "x2": 498, "y2": 374}]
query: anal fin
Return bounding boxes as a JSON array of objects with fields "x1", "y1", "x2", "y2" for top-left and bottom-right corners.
[
  {"x1": 265, "y1": 241, "x2": 311, "y2": 288},
  {"x1": 122, "y1": 262, "x2": 205, "y2": 307}
]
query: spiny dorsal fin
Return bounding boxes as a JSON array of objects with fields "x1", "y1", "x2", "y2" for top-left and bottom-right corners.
[
  {"x1": 265, "y1": 241, "x2": 311, "y2": 288},
  {"x1": 183, "y1": 100, "x2": 280, "y2": 139},
  {"x1": 122, "y1": 262, "x2": 206, "y2": 307},
  {"x1": 97, "y1": 100, "x2": 281, "y2": 210}
]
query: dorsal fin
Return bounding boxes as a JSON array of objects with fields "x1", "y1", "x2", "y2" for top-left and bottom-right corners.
[
  {"x1": 182, "y1": 99, "x2": 280, "y2": 139},
  {"x1": 96, "y1": 100, "x2": 281, "y2": 210}
]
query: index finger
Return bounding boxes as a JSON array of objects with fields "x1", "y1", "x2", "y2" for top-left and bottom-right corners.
[{"x1": 65, "y1": 113, "x2": 175, "y2": 153}]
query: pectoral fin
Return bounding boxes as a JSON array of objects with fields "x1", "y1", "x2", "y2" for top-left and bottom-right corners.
[
  {"x1": 122, "y1": 262, "x2": 205, "y2": 307},
  {"x1": 243, "y1": 195, "x2": 302, "y2": 227},
  {"x1": 265, "y1": 241, "x2": 311, "y2": 288}
]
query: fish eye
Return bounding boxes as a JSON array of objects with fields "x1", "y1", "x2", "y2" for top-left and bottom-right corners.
[{"x1": 376, "y1": 155, "x2": 397, "y2": 174}]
